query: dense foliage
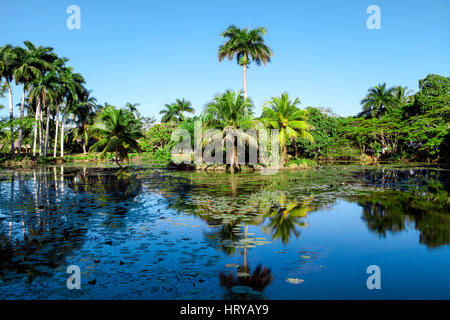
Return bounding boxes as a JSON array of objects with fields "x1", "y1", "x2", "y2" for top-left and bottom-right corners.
[
  {"x1": 139, "y1": 122, "x2": 176, "y2": 153},
  {"x1": 297, "y1": 75, "x2": 449, "y2": 162},
  {"x1": 296, "y1": 107, "x2": 345, "y2": 159}
]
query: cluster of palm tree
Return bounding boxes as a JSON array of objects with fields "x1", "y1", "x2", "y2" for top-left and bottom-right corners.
[
  {"x1": 183, "y1": 24, "x2": 310, "y2": 169},
  {"x1": 359, "y1": 83, "x2": 414, "y2": 118},
  {"x1": 202, "y1": 90, "x2": 254, "y2": 171},
  {"x1": 0, "y1": 41, "x2": 145, "y2": 162},
  {"x1": 68, "y1": 92, "x2": 99, "y2": 154},
  {"x1": 160, "y1": 90, "x2": 314, "y2": 170},
  {"x1": 156, "y1": 26, "x2": 310, "y2": 170},
  {"x1": 0, "y1": 41, "x2": 89, "y2": 157},
  {"x1": 2, "y1": 25, "x2": 313, "y2": 168},
  {"x1": 203, "y1": 90, "x2": 314, "y2": 169}
]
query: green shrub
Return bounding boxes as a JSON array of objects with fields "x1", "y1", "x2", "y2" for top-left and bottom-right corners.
[{"x1": 139, "y1": 123, "x2": 176, "y2": 152}]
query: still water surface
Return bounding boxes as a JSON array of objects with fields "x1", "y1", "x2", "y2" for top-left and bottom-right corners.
[{"x1": 0, "y1": 164, "x2": 449, "y2": 299}]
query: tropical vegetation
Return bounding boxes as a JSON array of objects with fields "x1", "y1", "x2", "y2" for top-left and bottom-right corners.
[{"x1": 1, "y1": 31, "x2": 449, "y2": 169}]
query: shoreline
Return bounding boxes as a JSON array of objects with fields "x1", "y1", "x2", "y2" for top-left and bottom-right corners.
[{"x1": 0, "y1": 153, "x2": 447, "y2": 171}]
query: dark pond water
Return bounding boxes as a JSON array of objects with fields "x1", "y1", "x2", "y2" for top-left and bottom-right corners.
[{"x1": 0, "y1": 164, "x2": 449, "y2": 299}]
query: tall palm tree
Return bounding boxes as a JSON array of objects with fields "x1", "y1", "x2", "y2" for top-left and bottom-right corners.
[
  {"x1": 203, "y1": 90, "x2": 253, "y2": 172},
  {"x1": 160, "y1": 103, "x2": 180, "y2": 123},
  {"x1": 28, "y1": 86, "x2": 42, "y2": 156},
  {"x1": 261, "y1": 93, "x2": 313, "y2": 165},
  {"x1": 70, "y1": 91, "x2": 98, "y2": 154},
  {"x1": 174, "y1": 98, "x2": 194, "y2": 121},
  {"x1": 392, "y1": 86, "x2": 414, "y2": 105},
  {"x1": 51, "y1": 58, "x2": 68, "y2": 158},
  {"x1": 0, "y1": 44, "x2": 20, "y2": 155},
  {"x1": 125, "y1": 102, "x2": 141, "y2": 118},
  {"x1": 14, "y1": 41, "x2": 54, "y2": 154},
  {"x1": 218, "y1": 25, "x2": 273, "y2": 115},
  {"x1": 159, "y1": 99, "x2": 194, "y2": 123},
  {"x1": 28, "y1": 71, "x2": 59, "y2": 156},
  {"x1": 26, "y1": 54, "x2": 58, "y2": 157},
  {"x1": 58, "y1": 68, "x2": 85, "y2": 157},
  {"x1": 360, "y1": 83, "x2": 396, "y2": 118},
  {"x1": 90, "y1": 106, "x2": 143, "y2": 168}
]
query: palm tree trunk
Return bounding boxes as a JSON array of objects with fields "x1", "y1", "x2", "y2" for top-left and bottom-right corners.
[
  {"x1": 243, "y1": 63, "x2": 248, "y2": 117},
  {"x1": 39, "y1": 105, "x2": 43, "y2": 156},
  {"x1": 17, "y1": 89, "x2": 26, "y2": 154},
  {"x1": 83, "y1": 125, "x2": 87, "y2": 155},
  {"x1": 115, "y1": 157, "x2": 123, "y2": 168},
  {"x1": 229, "y1": 142, "x2": 240, "y2": 173},
  {"x1": 294, "y1": 138, "x2": 298, "y2": 159},
  {"x1": 115, "y1": 147, "x2": 123, "y2": 168},
  {"x1": 44, "y1": 103, "x2": 50, "y2": 156},
  {"x1": 228, "y1": 141, "x2": 235, "y2": 173},
  {"x1": 33, "y1": 99, "x2": 41, "y2": 156},
  {"x1": 7, "y1": 82, "x2": 15, "y2": 156},
  {"x1": 53, "y1": 105, "x2": 60, "y2": 157},
  {"x1": 60, "y1": 107, "x2": 67, "y2": 157}
]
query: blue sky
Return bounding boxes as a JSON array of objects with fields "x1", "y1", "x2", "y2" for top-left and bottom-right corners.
[{"x1": 1, "y1": 0, "x2": 449, "y2": 119}]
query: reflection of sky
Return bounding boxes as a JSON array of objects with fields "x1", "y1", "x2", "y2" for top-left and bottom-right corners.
[
  {"x1": 0, "y1": 169, "x2": 449, "y2": 299},
  {"x1": 252, "y1": 200, "x2": 450, "y2": 299}
]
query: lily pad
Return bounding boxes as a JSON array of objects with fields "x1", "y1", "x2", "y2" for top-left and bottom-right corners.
[
  {"x1": 236, "y1": 272, "x2": 250, "y2": 277},
  {"x1": 231, "y1": 285, "x2": 259, "y2": 295},
  {"x1": 286, "y1": 278, "x2": 304, "y2": 284}
]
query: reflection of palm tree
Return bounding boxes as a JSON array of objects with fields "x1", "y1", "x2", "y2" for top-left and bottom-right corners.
[
  {"x1": 229, "y1": 175, "x2": 238, "y2": 197},
  {"x1": 0, "y1": 167, "x2": 89, "y2": 282},
  {"x1": 263, "y1": 194, "x2": 311, "y2": 244},
  {"x1": 204, "y1": 221, "x2": 240, "y2": 255},
  {"x1": 219, "y1": 264, "x2": 273, "y2": 299},
  {"x1": 68, "y1": 168, "x2": 142, "y2": 203},
  {"x1": 199, "y1": 195, "x2": 261, "y2": 256},
  {"x1": 0, "y1": 167, "x2": 148, "y2": 285}
]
